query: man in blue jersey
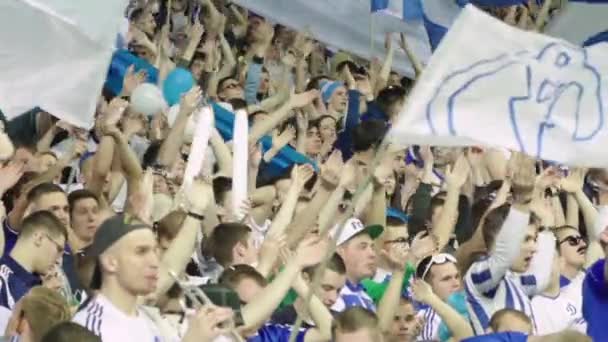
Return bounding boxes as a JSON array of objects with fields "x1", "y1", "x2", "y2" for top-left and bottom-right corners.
[
  {"x1": 0, "y1": 211, "x2": 66, "y2": 311},
  {"x1": 464, "y1": 154, "x2": 556, "y2": 334},
  {"x1": 460, "y1": 331, "x2": 590, "y2": 342}
]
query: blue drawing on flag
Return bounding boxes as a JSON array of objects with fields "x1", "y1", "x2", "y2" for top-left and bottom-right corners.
[{"x1": 426, "y1": 42, "x2": 604, "y2": 158}]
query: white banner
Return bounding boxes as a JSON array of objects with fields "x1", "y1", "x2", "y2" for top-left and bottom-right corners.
[
  {"x1": 0, "y1": 0, "x2": 127, "y2": 129},
  {"x1": 389, "y1": 5, "x2": 608, "y2": 167},
  {"x1": 234, "y1": 0, "x2": 432, "y2": 78}
]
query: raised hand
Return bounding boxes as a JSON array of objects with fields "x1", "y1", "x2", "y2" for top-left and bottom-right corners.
[
  {"x1": 180, "y1": 86, "x2": 203, "y2": 115},
  {"x1": 184, "y1": 305, "x2": 234, "y2": 342},
  {"x1": 104, "y1": 97, "x2": 129, "y2": 128},
  {"x1": 122, "y1": 65, "x2": 147, "y2": 97},
  {"x1": 411, "y1": 279, "x2": 437, "y2": 305},
  {"x1": 339, "y1": 160, "x2": 357, "y2": 190},
  {"x1": 289, "y1": 89, "x2": 320, "y2": 108},
  {"x1": 292, "y1": 164, "x2": 315, "y2": 190},
  {"x1": 420, "y1": 146, "x2": 434, "y2": 169},
  {"x1": 0, "y1": 162, "x2": 25, "y2": 196},
  {"x1": 510, "y1": 152, "x2": 537, "y2": 205},
  {"x1": 560, "y1": 168, "x2": 587, "y2": 193},
  {"x1": 319, "y1": 150, "x2": 344, "y2": 189},
  {"x1": 445, "y1": 154, "x2": 471, "y2": 190},
  {"x1": 294, "y1": 235, "x2": 329, "y2": 268},
  {"x1": 184, "y1": 177, "x2": 214, "y2": 214},
  {"x1": 409, "y1": 231, "x2": 438, "y2": 264},
  {"x1": 274, "y1": 126, "x2": 296, "y2": 149},
  {"x1": 70, "y1": 138, "x2": 88, "y2": 159}
]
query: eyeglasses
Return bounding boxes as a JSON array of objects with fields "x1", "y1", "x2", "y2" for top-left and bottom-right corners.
[
  {"x1": 416, "y1": 253, "x2": 457, "y2": 280},
  {"x1": 44, "y1": 233, "x2": 64, "y2": 254},
  {"x1": 558, "y1": 235, "x2": 585, "y2": 247}
]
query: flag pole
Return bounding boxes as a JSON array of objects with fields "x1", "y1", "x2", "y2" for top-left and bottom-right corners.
[{"x1": 370, "y1": 12, "x2": 376, "y2": 52}]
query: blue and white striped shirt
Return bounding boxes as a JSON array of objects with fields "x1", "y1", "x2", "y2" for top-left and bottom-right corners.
[
  {"x1": 416, "y1": 307, "x2": 442, "y2": 341},
  {"x1": 464, "y1": 208, "x2": 555, "y2": 335}
]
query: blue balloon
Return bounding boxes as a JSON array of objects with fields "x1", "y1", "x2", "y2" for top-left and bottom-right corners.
[{"x1": 163, "y1": 68, "x2": 194, "y2": 106}]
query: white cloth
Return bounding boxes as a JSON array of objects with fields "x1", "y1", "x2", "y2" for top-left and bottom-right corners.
[
  {"x1": 532, "y1": 272, "x2": 587, "y2": 335},
  {"x1": 389, "y1": 5, "x2": 608, "y2": 167},
  {"x1": 0, "y1": 0, "x2": 128, "y2": 129},
  {"x1": 73, "y1": 294, "x2": 163, "y2": 342}
]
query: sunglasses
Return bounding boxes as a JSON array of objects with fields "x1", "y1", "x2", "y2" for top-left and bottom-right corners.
[
  {"x1": 416, "y1": 253, "x2": 457, "y2": 280},
  {"x1": 558, "y1": 235, "x2": 585, "y2": 247}
]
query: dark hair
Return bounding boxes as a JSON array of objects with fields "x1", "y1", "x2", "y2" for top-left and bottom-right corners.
[
  {"x1": 21, "y1": 210, "x2": 68, "y2": 241},
  {"x1": 142, "y1": 141, "x2": 162, "y2": 169},
  {"x1": 376, "y1": 86, "x2": 406, "y2": 116},
  {"x1": 303, "y1": 253, "x2": 346, "y2": 277},
  {"x1": 27, "y1": 183, "x2": 65, "y2": 203},
  {"x1": 219, "y1": 264, "x2": 267, "y2": 289},
  {"x1": 400, "y1": 77, "x2": 414, "y2": 90},
  {"x1": 67, "y1": 189, "x2": 99, "y2": 217},
  {"x1": 228, "y1": 98, "x2": 248, "y2": 111},
  {"x1": 41, "y1": 322, "x2": 102, "y2": 342},
  {"x1": 352, "y1": 120, "x2": 387, "y2": 152},
  {"x1": 156, "y1": 210, "x2": 187, "y2": 240},
  {"x1": 336, "y1": 61, "x2": 360, "y2": 75},
  {"x1": 386, "y1": 216, "x2": 407, "y2": 227},
  {"x1": 218, "y1": 76, "x2": 238, "y2": 92},
  {"x1": 489, "y1": 308, "x2": 531, "y2": 332},
  {"x1": 316, "y1": 115, "x2": 338, "y2": 131},
  {"x1": 130, "y1": 8, "x2": 145, "y2": 22},
  {"x1": 213, "y1": 176, "x2": 233, "y2": 205},
  {"x1": 306, "y1": 75, "x2": 330, "y2": 91},
  {"x1": 249, "y1": 110, "x2": 268, "y2": 124},
  {"x1": 204, "y1": 223, "x2": 251, "y2": 267}
]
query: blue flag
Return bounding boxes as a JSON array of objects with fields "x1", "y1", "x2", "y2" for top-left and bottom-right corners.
[{"x1": 546, "y1": 0, "x2": 608, "y2": 46}]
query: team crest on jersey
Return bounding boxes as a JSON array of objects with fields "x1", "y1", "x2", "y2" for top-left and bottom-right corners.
[{"x1": 566, "y1": 303, "x2": 577, "y2": 316}]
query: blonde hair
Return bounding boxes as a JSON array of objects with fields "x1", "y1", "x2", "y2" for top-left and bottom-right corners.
[{"x1": 21, "y1": 286, "x2": 72, "y2": 341}]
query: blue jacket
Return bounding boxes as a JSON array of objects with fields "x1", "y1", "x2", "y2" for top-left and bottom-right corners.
[
  {"x1": 461, "y1": 332, "x2": 527, "y2": 342},
  {"x1": 583, "y1": 258, "x2": 608, "y2": 341}
]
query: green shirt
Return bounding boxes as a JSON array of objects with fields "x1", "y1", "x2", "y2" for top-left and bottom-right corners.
[{"x1": 361, "y1": 262, "x2": 416, "y2": 305}]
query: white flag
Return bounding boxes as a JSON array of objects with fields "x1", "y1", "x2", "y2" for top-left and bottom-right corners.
[
  {"x1": 0, "y1": 0, "x2": 128, "y2": 129},
  {"x1": 233, "y1": 0, "x2": 431, "y2": 78},
  {"x1": 389, "y1": 5, "x2": 608, "y2": 167}
]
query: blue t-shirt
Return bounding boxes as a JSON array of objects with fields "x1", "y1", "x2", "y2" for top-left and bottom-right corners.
[
  {"x1": 0, "y1": 255, "x2": 41, "y2": 309},
  {"x1": 247, "y1": 323, "x2": 309, "y2": 342},
  {"x1": 461, "y1": 332, "x2": 528, "y2": 342},
  {"x1": 582, "y1": 258, "x2": 608, "y2": 342},
  {"x1": 2, "y1": 219, "x2": 19, "y2": 257}
]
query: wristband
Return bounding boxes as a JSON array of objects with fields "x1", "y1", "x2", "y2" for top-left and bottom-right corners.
[{"x1": 187, "y1": 211, "x2": 205, "y2": 221}]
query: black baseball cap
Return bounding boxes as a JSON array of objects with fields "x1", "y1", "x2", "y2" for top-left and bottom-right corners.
[{"x1": 88, "y1": 214, "x2": 151, "y2": 290}]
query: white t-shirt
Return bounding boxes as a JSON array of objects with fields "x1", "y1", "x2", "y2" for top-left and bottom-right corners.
[
  {"x1": 531, "y1": 273, "x2": 587, "y2": 335},
  {"x1": 73, "y1": 294, "x2": 163, "y2": 342}
]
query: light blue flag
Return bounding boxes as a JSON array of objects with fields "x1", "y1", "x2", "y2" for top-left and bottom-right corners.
[
  {"x1": 421, "y1": 0, "x2": 463, "y2": 50},
  {"x1": 370, "y1": 0, "x2": 423, "y2": 21},
  {"x1": 546, "y1": 0, "x2": 608, "y2": 46}
]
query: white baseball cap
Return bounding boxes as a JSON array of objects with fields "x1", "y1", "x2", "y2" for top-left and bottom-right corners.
[{"x1": 331, "y1": 218, "x2": 384, "y2": 246}]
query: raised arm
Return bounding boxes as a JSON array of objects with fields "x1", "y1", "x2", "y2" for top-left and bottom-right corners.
[
  {"x1": 241, "y1": 237, "x2": 327, "y2": 331},
  {"x1": 412, "y1": 280, "x2": 473, "y2": 341},
  {"x1": 292, "y1": 274, "x2": 333, "y2": 342},
  {"x1": 248, "y1": 90, "x2": 318, "y2": 144},
  {"x1": 433, "y1": 155, "x2": 470, "y2": 250},
  {"x1": 465, "y1": 153, "x2": 534, "y2": 294},
  {"x1": 158, "y1": 86, "x2": 202, "y2": 167},
  {"x1": 286, "y1": 151, "x2": 342, "y2": 246},
  {"x1": 154, "y1": 180, "x2": 212, "y2": 298}
]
